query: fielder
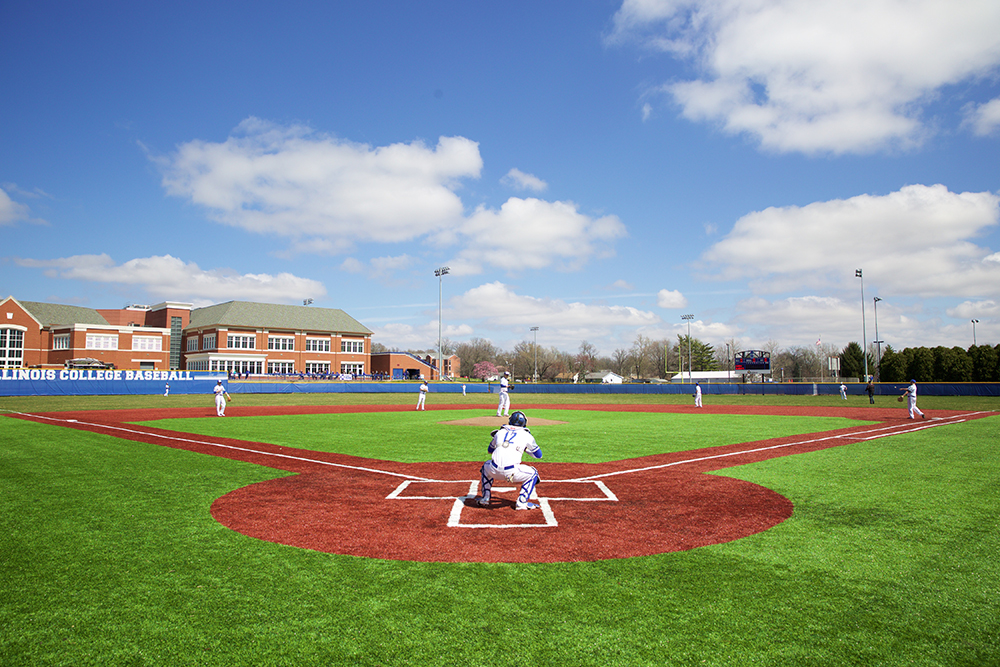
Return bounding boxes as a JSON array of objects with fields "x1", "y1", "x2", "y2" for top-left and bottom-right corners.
[
  {"x1": 213, "y1": 380, "x2": 230, "y2": 417},
  {"x1": 839, "y1": 383, "x2": 847, "y2": 400},
  {"x1": 902, "y1": 379, "x2": 926, "y2": 419},
  {"x1": 694, "y1": 382, "x2": 702, "y2": 408},
  {"x1": 477, "y1": 411, "x2": 542, "y2": 510},
  {"x1": 416, "y1": 380, "x2": 428, "y2": 410},
  {"x1": 496, "y1": 371, "x2": 511, "y2": 417}
]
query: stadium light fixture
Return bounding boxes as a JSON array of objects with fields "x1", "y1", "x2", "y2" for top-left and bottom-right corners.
[
  {"x1": 682, "y1": 314, "x2": 694, "y2": 382},
  {"x1": 972, "y1": 319, "x2": 979, "y2": 346},
  {"x1": 873, "y1": 297, "x2": 882, "y2": 382},
  {"x1": 855, "y1": 269, "x2": 869, "y2": 381},
  {"x1": 435, "y1": 267, "x2": 450, "y2": 380}
]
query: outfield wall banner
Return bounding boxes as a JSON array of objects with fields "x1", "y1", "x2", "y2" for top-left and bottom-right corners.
[{"x1": 0, "y1": 369, "x2": 228, "y2": 396}]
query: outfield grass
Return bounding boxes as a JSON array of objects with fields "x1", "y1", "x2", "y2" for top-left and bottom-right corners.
[{"x1": 1, "y1": 396, "x2": 998, "y2": 666}]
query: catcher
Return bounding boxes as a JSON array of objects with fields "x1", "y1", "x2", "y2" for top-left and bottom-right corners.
[
  {"x1": 213, "y1": 380, "x2": 230, "y2": 417},
  {"x1": 476, "y1": 411, "x2": 542, "y2": 510}
]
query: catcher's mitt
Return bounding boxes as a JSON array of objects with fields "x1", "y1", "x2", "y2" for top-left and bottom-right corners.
[{"x1": 225, "y1": 394, "x2": 232, "y2": 402}]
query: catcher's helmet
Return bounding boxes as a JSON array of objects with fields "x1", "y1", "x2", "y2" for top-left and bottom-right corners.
[{"x1": 508, "y1": 411, "x2": 527, "y2": 427}]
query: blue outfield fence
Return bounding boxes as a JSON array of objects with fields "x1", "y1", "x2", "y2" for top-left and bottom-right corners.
[
  {"x1": 1, "y1": 371, "x2": 998, "y2": 397},
  {"x1": 0, "y1": 369, "x2": 228, "y2": 396},
  {"x1": 226, "y1": 380, "x2": 1000, "y2": 397}
]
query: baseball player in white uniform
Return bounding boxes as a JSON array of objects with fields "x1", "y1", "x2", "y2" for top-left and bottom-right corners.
[
  {"x1": 476, "y1": 411, "x2": 542, "y2": 510},
  {"x1": 416, "y1": 381, "x2": 428, "y2": 410},
  {"x1": 496, "y1": 371, "x2": 511, "y2": 417},
  {"x1": 902, "y1": 379, "x2": 926, "y2": 419},
  {"x1": 694, "y1": 382, "x2": 702, "y2": 408},
  {"x1": 213, "y1": 380, "x2": 229, "y2": 416}
]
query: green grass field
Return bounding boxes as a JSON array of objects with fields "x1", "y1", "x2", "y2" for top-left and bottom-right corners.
[{"x1": 2, "y1": 394, "x2": 998, "y2": 666}]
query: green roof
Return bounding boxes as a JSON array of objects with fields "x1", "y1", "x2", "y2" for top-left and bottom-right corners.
[
  {"x1": 19, "y1": 300, "x2": 109, "y2": 327},
  {"x1": 186, "y1": 301, "x2": 371, "y2": 335}
]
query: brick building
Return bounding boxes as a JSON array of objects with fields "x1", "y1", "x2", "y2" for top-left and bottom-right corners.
[
  {"x1": 1, "y1": 296, "x2": 372, "y2": 375},
  {"x1": 182, "y1": 301, "x2": 372, "y2": 376}
]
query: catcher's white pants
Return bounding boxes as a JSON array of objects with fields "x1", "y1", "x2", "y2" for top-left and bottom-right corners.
[{"x1": 480, "y1": 460, "x2": 538, "y2": 507}]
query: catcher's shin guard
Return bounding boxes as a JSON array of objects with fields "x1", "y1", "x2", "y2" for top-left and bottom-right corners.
[
  {"x1": 518, "y1": 470, "x2": 539, "y2": 506},
  {"x1": 479, "y1": 462, "x2": 493, "y2": 502}
]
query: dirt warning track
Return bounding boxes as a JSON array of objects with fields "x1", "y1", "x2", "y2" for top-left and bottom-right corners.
[{"x1": 7, "y1": 404, "x2": 993, "y2": 563}]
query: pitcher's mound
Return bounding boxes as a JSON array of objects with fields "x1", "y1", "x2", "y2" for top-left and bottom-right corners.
[{"x1": 440, "y1": 416, "x2": 568, "y2": 427}]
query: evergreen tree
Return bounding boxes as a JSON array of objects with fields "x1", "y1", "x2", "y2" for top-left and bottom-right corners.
[
  {"x1": 839, "y1": 342, "x2": 866, "y2": 379},
  {"x1": 878, "y1": 345, "x2": 905, "y2": 382}
]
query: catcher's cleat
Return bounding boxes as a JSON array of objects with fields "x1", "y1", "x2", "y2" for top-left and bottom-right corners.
[
  {"x1": 476, "y1": 497, "x2": 490, "y2": 507},
  {"x1": 514, "y1": 502, "x2": 538, "y2": 510}
]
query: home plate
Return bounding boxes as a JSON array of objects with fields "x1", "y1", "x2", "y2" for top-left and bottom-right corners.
[{"x1": 386, "y1": 479, "x2": 618, "y2": 529}]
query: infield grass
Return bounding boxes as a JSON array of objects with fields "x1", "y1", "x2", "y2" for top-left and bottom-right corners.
[
  {"x1": 138, "y1": 410, "x2": 873, "y2": 463},
  {"x1": 2, "y1": 396, "x2": 998, "y2": 666}
]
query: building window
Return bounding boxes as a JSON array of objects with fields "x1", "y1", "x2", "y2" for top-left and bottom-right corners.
[
  {"x1": 341, "y1": 339, "x2": 364, "y2": 353},
  {"x1": 268, "y1": 336, "x2": 295, "y2": 351},
  {"x1": 186, "y1": 337, "x2": 199, "y2": 351},
  {"x1": 203, "y1": 334, "x2": 216, "y2": 350},
  {"x1": 133, "y1": 336, "x2": 162, "y2": 352},
  {"x1": 341, "y1": 362, "x2": 364, "y2": 375},
  {"x1": 305, "y1": 362, "x2": 330, "y2": 374},
  {"x1": 86, "y1": 333, "x2": 118, "y2": 350},
  {"x1": 305, "y1": 338, "x2": 330, "y2": 352},
  {"x1": 186, "y1": 359, "x2": 209, "y2": 371},
  {"x1": 227, "y1": 334, "x2": 256, "y2": 349},
  {"x1": 0, "y1": 328, "x2": 24, "y2": 368},
  {"x1": 53, "y1": 334, "x2": 70, "y2": 350},
  {"x1": 268, "y1": 361, "x2": 295, "y2": 374}
]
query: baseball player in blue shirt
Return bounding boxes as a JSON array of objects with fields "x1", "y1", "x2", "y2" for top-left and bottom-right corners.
[{"x1": 476, "y1": 411, "x2": 542, "y2": 510}]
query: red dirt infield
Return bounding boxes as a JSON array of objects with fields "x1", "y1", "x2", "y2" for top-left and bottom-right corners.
[{"x1": 8, "y1": 403, "x2": 994, "y2": 563}]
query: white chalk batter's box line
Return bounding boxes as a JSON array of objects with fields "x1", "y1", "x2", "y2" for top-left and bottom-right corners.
[{"x1": 386, "y1": 479, "x2": 618, "y2": 529}]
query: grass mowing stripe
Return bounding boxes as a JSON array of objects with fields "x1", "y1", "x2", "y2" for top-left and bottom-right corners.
[{"x1": 136, "y1": 410, "x2": 873, "y2": 464}]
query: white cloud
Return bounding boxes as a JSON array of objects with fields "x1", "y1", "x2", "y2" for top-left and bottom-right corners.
[
  {"x1": 702, "y1": 184, "x2": 1000, "y2": 297},
  {"x1": 641, "y1": 102, "x2": 653, "y2": 121},
  {"x1": 369, "y1": 321, "x2": 475, "y2": 351},
  {"x1": 446, "y1": 198, "x2": 627, "y2": 274},
  {"x1": 0, "y1": 187, "x2": 37, "y2": 226},
  {"x1": 446, "y1": 282, "x2": 660, "y2": 330},
  {"x1": 610, "y1": 0, "x2": 1000, "y2": 154},
  {"x1": 157, "y1": 117, "x2": 482, "y2": 250},
  {"x1": 156, "y1": 119, "x2": 627, "y2": 273},
  {"x1": 657, "y1": 288, "x2": 688, "y2": 308},
  {"x1": 15, "y1": 254, "x2": 326, "y2": 304},
  {"x1": 501, "y1": 168, "x2": 548, "y2": 192},
  {"x1": 948, "y1": 299, "x2": 1000, "y2": 319},
  {"x1": 963, "y1": 98, "x2": 1000, "y2": 136}
]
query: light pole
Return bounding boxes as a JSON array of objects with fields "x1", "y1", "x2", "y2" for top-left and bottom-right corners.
[
  {"x1": 972, "y1": 319, "x2": 979, "y2": 346},
  {"x1": 434, "y1": 266, "x2": 449, "y2": 380},
  {"x1": 682, "y1": 314, "x2": 694, "y2": 383},
  {"x1": 855, "y1": 269, "x2": 869, "y2": 381},
  {"x1": 873, "y1": 296, "x2": 882, "y2": 381},
  {"x1": 530, "y1": 326, "x2": 539, "y2": 382}
]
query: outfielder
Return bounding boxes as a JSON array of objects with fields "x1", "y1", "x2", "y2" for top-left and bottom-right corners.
[
  {"x1": 694, "y1": 382, "x2": 702, "y2": 408},
  {"x1": 416, "y1": 380, "x2": 428, "y2": 410},
  {"x1": 496, "y1": 371, "x2": 511, "y2": 417},
  {"x1": 477, "y1": 411, "x2": 542, "y2": 510},
  {"x1": 213, "y1": 380, "x2": 230, "y2": 417}
]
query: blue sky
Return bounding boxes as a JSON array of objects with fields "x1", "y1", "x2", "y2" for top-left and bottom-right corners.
[{"x1": 3, "y1": 0, "x2": 999, "y2": 357}]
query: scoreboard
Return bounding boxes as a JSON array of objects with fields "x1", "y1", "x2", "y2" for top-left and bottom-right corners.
[{"x1": 734, "y1": 350, "x2": 771, "y2": 374}]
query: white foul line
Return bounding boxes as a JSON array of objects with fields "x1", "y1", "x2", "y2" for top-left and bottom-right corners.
[
  {"x1": 562, "y1": 413, "x2": 987, "y2": 483},
  {"x1": 8, "y1": 411, "x2": 434, "y2": 482}
]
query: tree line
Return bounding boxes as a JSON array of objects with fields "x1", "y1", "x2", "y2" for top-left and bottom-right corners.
[{"x1": 374, "y1": 336, "x2": 999, "y2": 383}]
